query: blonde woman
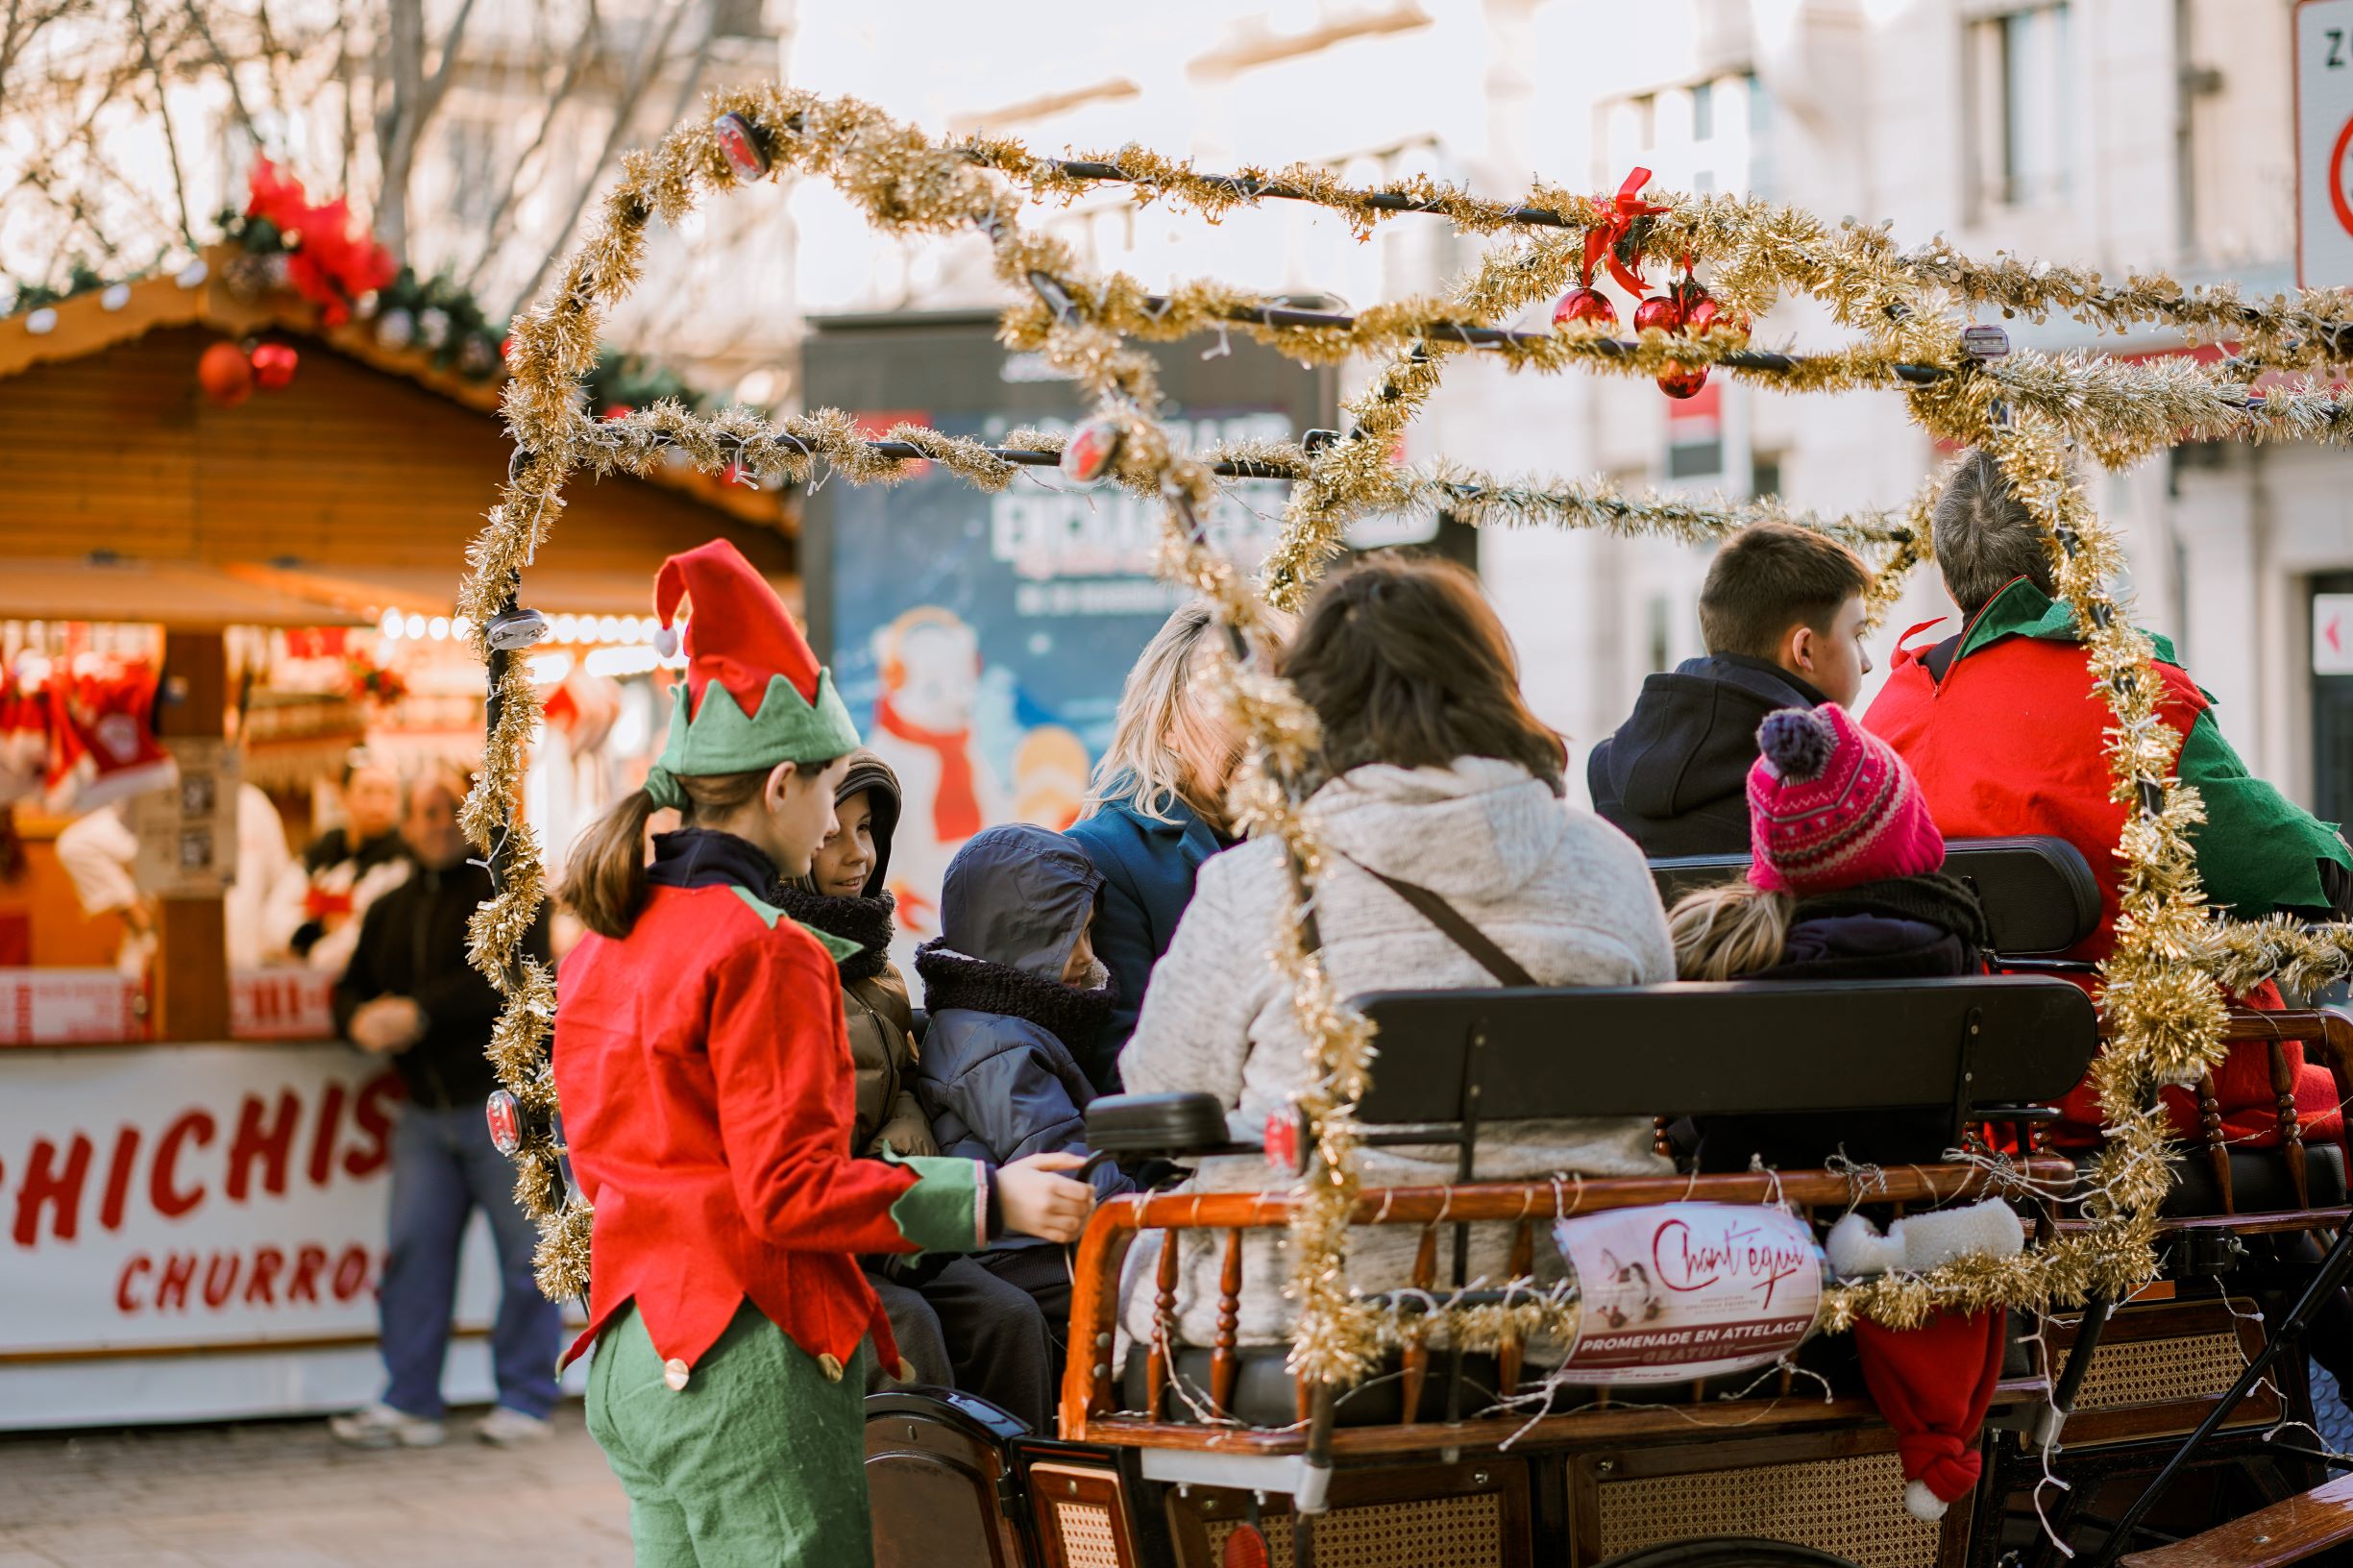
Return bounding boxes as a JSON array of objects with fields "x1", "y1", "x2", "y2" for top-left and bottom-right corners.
[{"x1": 1066, "y1": 600, "x2": 1278, "y2": 1090}]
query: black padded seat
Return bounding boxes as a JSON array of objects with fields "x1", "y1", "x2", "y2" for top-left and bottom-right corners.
[
  {"x1": 1649, "y1": 836, "x2": 2102, "y2": 959},
  {"x1": 2159, "y1": 1141, "x2": 2348, "y2": 1217},
  {"x1": 1120, "y1": 1345, "x2": 1505, "y2": 1429}
]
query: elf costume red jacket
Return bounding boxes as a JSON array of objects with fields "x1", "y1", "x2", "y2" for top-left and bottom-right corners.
[
  {"x1": 556, "y1": 858, "x2": 985, "y2": 1376},
  {"x1": 1864, "y1": 578, "x2": 2352, "y2": 1150},
  {"x1": 553, "y1": 538, "x2": 991, "y2": 1380}
]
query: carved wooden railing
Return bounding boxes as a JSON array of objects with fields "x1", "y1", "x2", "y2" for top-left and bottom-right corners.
[{"x1": 1058, "y1": 1159, "x2": 2075, "y2": 1451}]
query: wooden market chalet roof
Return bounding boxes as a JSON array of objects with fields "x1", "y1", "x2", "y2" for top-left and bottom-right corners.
[{"x1": 0, "y1": 248, "x2": 795, "y2": 626}]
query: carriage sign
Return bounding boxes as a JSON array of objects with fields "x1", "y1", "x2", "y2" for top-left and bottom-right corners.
[
  {"x1": 1554, "y1": 1202, "x2": 1823, "y2": 1384},
  {"x1": 2296, "y1": 0, "x2": 2353, "y2": 287}
]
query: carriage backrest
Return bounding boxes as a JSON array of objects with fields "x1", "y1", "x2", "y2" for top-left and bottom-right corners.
[
  {"x1": 1349, "y1": 975, "x2": 2097, "y2": 1127},
  {"x1": 1646, "y1": 835, "x2": 2102, "y2": 958}
]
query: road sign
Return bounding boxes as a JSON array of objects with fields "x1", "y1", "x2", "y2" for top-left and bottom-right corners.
[
  {"x1": 2296, "y1": 1, "x2": 2353, "y2": 287},
  {"x1": 2316, "y1": 593, "x2": 2353, "y2": 674}
]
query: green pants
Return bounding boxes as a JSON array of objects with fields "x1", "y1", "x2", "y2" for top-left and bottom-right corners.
[{"x1": 586, "y1": 1301, "x2": 871, "y2": 1567}]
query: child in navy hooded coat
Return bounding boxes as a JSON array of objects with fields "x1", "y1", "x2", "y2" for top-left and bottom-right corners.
[{"x1": 916, "y1": 823, "x2": 1139, "y2": 1335}]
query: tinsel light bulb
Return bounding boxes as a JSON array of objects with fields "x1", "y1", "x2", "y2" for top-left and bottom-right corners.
[
  {"x1": 1060, "y1": 416, "x2": 1125, "y2": 483},
  {"x1": 714, "y1": 113, "x2": 772, "y2": 181}
]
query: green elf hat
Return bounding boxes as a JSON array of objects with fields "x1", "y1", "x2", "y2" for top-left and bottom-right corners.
[{"x1": 645, "y1": 539, "x2": 859, "y2": 808}]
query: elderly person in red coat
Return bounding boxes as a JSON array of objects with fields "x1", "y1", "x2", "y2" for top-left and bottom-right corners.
[{"x1": 1864, "y1": 450, "x2": 2353, "y2": 1155}]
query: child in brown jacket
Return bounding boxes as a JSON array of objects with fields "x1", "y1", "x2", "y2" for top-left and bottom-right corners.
[{"x1": 771, "y1": 750, "x2": 1058, "y2": 1430}]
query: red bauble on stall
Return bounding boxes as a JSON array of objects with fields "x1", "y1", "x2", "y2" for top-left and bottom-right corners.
[
  {"x1": 249, "y1": 343, "x2": 300, "y2": 391},
  {"x1": 1551, "y1": 285, "x2": 1618, "y2": 331},
  {"x1": 197, "y1": 341, "x2": 255, "y2": 406}
]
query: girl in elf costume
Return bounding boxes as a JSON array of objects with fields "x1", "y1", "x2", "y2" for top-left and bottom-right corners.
[{"x1": 555, "y1": 539, "x2": 1093, "y2": 1567}]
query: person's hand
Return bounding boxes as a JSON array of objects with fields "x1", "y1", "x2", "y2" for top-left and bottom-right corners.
[
  {"x1": 349, "y1": 997, "x2": 426, "y2": 1054},
  {"x1": 997, "y1": 1152, "x2": 1095, "y2": 1243}
]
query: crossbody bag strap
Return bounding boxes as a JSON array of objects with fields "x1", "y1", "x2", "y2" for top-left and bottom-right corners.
[{"x1": 1336, "y1": 852, "x2": 1538, "y2": 989}]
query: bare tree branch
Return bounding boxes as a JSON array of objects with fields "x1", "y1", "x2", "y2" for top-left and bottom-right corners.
[
  {"x1": 374, "y1": 0, "x2": 478, "y2": 256},
  {"x1": 504, "y1": 0, "x2": 697, "y2": 317},
  {"x1": 126, "y1": 0, "x2": 196, "y2": 246},
  {"x1": 456, "y1": 0, "x2": 600, "y2": 295},
  {"x1": 182, "y1": 0, "x2": 259, "y2": 149}
]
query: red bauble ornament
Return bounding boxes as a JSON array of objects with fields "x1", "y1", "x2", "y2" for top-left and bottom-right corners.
[
  {"x1": 250, "y1": 342, "x2": 299, "y2": 390},
  {"x1": 1060, "y1": 415, "x2": 1125, "y2": 482},
  {"x1": 602, "y1": 404, "x2": 632, "y2": 422},
  {"x1": 1657, "y1": 362, "x2": 1710, "y2": 399},
  {"x1": 1681, "y1": 294, "x2": 1749, "y2": 341},
  {"x1": 1632, "y1": 295, "x2": 1684, "y2": 335},
  {"x1": 1551, "y1": 285, "x2": 1617, "y2": 331},
  {"x1": 712, "y1": 112, "x2": 772, "y2": 181},
  {"x1": 198, "y1": 341, "x2": 255, "y2": 406}
]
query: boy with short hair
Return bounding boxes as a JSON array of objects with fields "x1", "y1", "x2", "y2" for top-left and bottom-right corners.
[{"x1": 1587, "y1": 522, "x2": 1873, "y2": 858}]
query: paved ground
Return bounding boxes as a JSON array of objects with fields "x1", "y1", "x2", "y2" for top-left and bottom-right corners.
[
  {"x1": 0, "y1": 1403, "x2": 633, "y2": 1568},
  {"x1": 4, "y1": 1381, "x2": 2348, "y2": 1567}
]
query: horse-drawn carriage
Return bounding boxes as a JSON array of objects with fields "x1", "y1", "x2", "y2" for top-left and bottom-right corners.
[
  {"x1": 447, "y1": 84, "x2": 2353, "y2": 1568},
  {"x1": 862, "y1": 839, "x2": 2353, "y2": 1568}
]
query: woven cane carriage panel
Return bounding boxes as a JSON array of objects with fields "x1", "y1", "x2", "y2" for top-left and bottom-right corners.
[
  {"x1": 1050, "y1": 1501, "x2": 1124, "y2": 1568},
  {"x1": 1202, "y1": 1493, "x2": 1506, "y2": 1568},
  {"x1": 1596, "y1": 1451, "x2": 1942, "y2": 1568},
  {"x1": 2071, "y1": 1331, "x2": 2245, "y2": 1410}
]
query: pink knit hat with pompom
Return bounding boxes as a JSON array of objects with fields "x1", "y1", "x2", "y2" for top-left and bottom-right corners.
[{"x1": 1747, "y1": 703, "x2": 1944, "y2": 894}]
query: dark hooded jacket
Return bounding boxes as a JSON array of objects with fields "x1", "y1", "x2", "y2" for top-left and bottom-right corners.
[
  {"x1": 1586, "y1": 654, "x2": 1827, "y2": 858},
  {"x1": 770, "y1": 750, "x2": 935, "y2": 1161},
  {"x1": 1064, "y1": 776, "x2": 1229, "y2": 1091},
  {"x1": 915, "y1": 824, "x2": 1137, "y2": 1243},
  {"x1": 1684, "y1": 873, "x2": 1990, "y2": 1174}
]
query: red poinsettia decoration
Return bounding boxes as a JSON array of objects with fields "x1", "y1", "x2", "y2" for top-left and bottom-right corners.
[
  {"x1": 348, "y1": 654, "x2": 407, "y2": 708},
  {"x1": 244, "y1": 159, "x2": 398, "y2": 327}
]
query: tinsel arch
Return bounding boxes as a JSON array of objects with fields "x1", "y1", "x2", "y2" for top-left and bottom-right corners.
[{"x1": 460, "y1": 86, "x2": 2353, "y2": 1389}]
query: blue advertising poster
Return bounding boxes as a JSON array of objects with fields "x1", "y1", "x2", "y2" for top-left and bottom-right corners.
[{"x1": 801, "y1": 317, "x2": 1331, "y2": 951}]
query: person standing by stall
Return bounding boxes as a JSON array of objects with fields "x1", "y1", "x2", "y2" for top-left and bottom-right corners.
[
  {"x1": 328, "y1": 766, "x2": 559, "y2": 1450},
  {"x1": 265, "y1": 751, "x2": 410, "y2": 980},
  {"x1": 554, "y1": 539, "x2": 1092, "y2": 1565}
]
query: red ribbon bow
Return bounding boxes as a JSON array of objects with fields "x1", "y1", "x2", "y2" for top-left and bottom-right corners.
[{"x1": 1582, "y1": 166, "x2": 1668, "y2": 298}]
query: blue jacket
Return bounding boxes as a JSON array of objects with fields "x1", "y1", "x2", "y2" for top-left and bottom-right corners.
[
  {"x1": 913, "y1": 825, "x2": 1137, "y2": 1246},
  {"x1": 1064, "y1": 789, "x2": 1227, "y2": 1090}
]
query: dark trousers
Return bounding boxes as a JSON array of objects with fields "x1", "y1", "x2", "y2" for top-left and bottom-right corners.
[
  {"x1": 976, "y1": 1244, "x2": 1073, "y2": 1348},
  {"x1": 380, "y1": 1102, "x2": 562, "y2": 1419},
  {"x1": 866, "y1": 1257, "x2": 1057, "y2": 1433}
]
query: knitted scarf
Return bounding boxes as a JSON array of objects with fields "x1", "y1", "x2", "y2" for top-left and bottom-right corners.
[
  {"x1": 770, "y1": 885, "x2": 895, "y2": 984},
  {"x1": 913, "y1": 939, "x2": 1114, "y2": 1055},
  {"x1": 1791, "y1": 871, "x2": 1991, "y2": 950}
]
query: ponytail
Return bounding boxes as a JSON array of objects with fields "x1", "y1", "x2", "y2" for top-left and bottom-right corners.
[
  {"x1": 565, "y1": 789, "x2": 663, "y2": 940},
  {"x1": 1668, "y1": 882, "x2": 1794, "y2": 982},
  {"x1": 560, "y1": 766, "x2": 785, "y2": 940}
]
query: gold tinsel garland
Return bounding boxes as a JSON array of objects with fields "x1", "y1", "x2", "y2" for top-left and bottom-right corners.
[
  {"x1": 975, "y1": 139, "x2": 2353, "y2": 371},
  {"x1": 460, "y1": 85, "x2": 2313, "y2": 1379}
]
